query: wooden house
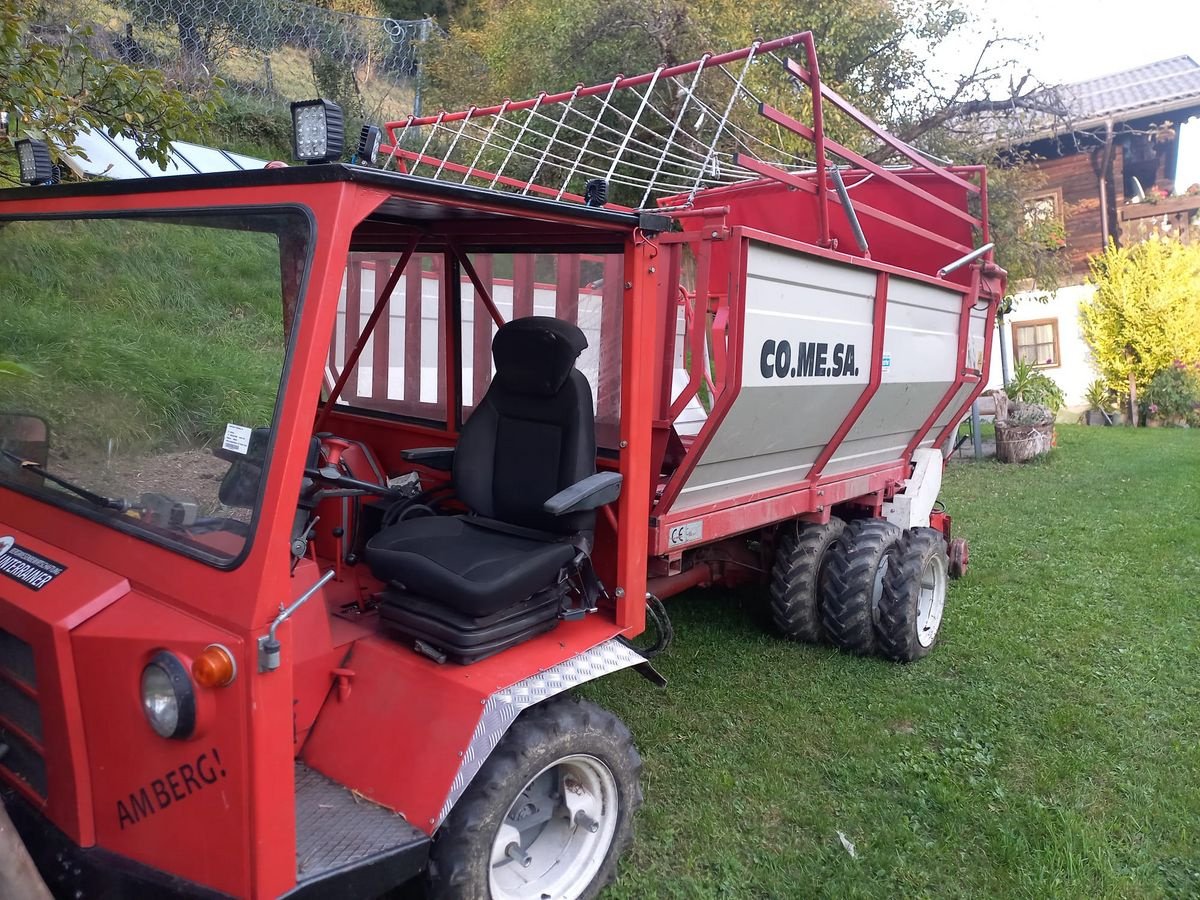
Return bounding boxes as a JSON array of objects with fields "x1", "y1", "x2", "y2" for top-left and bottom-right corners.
[{"x1": 986, "y1": 56, "x2": 1200, "y2": 409}]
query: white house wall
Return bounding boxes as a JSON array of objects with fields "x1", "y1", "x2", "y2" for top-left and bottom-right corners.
[{"x1": 985, "y1": 282, "x2": 1098, "y2": 411}]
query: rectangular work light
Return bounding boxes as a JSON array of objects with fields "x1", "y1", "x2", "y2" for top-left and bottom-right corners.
[
  {"x1": 290, "y1": 99, "x2": 345, "y2": 163},
  {"x1": 16, "y1": 138, "x2": 54, "y2": 184},
  {"x1": 356, "y1": 124, "x2": 383, "y2": 167}
]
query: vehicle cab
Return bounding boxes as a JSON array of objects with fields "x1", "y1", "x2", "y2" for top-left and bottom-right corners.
[{"x1": 0, "y1": 162, "x2": 662, "y2": 897}]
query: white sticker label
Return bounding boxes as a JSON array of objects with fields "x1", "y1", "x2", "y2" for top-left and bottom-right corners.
[
  {"x1": 966, "y1": 338, "x2": 983, "y2": 371},
  {"x1": 221, "y1": 423, "x2": 253, "y2": 455},
  {"x1": 668, "y1": 521, "x2": 703, "y2": 547},
  {"x1": 881, "y1": 353, "x2": 892, "y2": 372}
]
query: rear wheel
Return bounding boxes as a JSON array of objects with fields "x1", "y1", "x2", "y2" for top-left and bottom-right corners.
[
  {"x1": 821, "y1": 519, "x2": 903, "y2": 655},
  {"x1": 768, "y1": 518, "x2": 845, "y2": 642},
  {"x1": 427, "y1": 696, "x2": 642, "y2": 900},
  {"x1": 877, "y1": 528, "x2": 949, "y2": 661}
]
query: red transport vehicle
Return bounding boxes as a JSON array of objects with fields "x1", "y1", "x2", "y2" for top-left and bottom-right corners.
[{"x1": 0, "y1": 33, "x2": 1004, "y2": 899}]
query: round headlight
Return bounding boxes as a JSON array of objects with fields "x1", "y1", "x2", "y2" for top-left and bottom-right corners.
[{"x1": 140, "y1": 651, "x2": 196, "y2": 740}]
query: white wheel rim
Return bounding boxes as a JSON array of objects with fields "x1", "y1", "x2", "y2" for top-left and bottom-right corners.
[
  {"x1": 489, "y1": 754, "x2": 619, "y2": 900},
  {"x1": 916, "y1": 554, "x2": 948, "y2": 647}
]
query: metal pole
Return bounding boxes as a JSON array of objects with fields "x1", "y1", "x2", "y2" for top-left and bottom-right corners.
[
  {"x1": 830, "y1": 167, "x2": 868, "y2": 255},
  {"x1": 937, "y1": 242, "x2": 995, "y2": 278},
  {"x1": 413, "y1": 19, "x2": 430, "y2": 118},
  {"x1": 997, "y1": 309, "x2": 1011, "y2": 386},
  {"x1": 971, "y1": 400, "x2": 983, "y2": 460}
]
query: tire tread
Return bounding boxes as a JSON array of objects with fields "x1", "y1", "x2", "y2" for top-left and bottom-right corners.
[
  {"x1": 821, "y1": 518, "x2": 902, "y2": 655},
  {"x1": 876, "y1": 528, "x2": 948, "y2": 662},
  {"x1": 768, "y1": 518, "x2": 845, "y2": 642}
]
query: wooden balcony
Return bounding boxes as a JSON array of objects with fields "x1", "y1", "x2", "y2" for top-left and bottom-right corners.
[{"x1": 1118, "y1": 195, "x2": 1200, "y2": 245}]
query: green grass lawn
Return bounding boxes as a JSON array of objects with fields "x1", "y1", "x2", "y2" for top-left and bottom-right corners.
[{"x1": 585, "y1": 425, "x2": 1200, "y2": 898}]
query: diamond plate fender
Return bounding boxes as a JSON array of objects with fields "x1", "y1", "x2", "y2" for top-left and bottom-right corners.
[{"x1": 436, "y1": 638, "x2": 645, "y2": 826}]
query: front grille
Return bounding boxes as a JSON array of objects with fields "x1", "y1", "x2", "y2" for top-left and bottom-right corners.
[{"x1": 0, "y1": 628, "x2": 46, "y2": 799}]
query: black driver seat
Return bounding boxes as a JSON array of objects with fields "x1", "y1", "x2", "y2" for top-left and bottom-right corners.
[{"x1": 365, "y1": 317, "x2": 622, "y2": 663}]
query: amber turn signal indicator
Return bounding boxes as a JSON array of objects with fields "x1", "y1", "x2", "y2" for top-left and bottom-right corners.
[{"x1": 192, "y1": 644, "x2": 237, "y2": 688}]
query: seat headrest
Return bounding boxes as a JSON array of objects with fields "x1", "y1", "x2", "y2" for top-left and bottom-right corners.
[{"x1": 492, "y1": 317, "x2": 588, "y2": 396}]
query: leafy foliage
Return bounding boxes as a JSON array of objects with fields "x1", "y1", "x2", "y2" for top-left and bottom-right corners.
[
  {"x1": 1080, "y1": 238, "x2": 1200, "y2": 404},
  {"x1": 1, "y1": 0, "x2": 219, "y2": 173},
  {"x1": 982, "y1": 155, "x2": 1070, "y2": 294},
  {"x1": 1143, "y1": 362, "x2": 1200, "y2": 425},
  {"x1": 0, "y1": 359, "x2": 36, "y2": 379},
  {"x1": 1005, "y1": 358, "x2": 1065, "y2": 416}
]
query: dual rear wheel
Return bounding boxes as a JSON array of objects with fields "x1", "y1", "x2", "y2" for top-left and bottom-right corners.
[{"x1": 769, "y1": 516, "x2": 950, "y2": 661}]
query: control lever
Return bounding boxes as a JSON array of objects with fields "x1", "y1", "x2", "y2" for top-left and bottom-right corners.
[
  {"x1": 305, "y1": 466, "x2": 398, "y2": 498},
  {"x1": 291, "y1": 516, "x2": 320, "y2": 561},
  {"x1": 258, "y1": 569, "x2": 335, "y2": 672}
]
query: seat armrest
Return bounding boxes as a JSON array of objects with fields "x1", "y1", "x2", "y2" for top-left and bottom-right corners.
[
  {"x1": 543, "y1": 472, "x2": 623, "y2": 516},
  {"x1": 401, "y1": 447, "x2": 455, "y2": 471}
]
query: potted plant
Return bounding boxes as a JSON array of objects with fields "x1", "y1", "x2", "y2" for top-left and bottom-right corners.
[
  {"x1": 1083, "y1": 379, "x2": 1117, "y2": 426},
  {"x1": 995, "y1": 360, "x2": 1064, "y2": 462}
]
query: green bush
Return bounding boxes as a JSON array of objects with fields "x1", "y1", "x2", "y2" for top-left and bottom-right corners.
[
  {"x1": 205, "y1": 94, "x2": 295, "y2": 161},
  {"x1": 1143, "y1": 361, "x2": 1200, "y2": 425}
]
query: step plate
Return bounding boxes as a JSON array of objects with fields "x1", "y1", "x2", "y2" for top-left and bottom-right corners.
[{"x1": 294, "y1": 762, "x2": 427, "y2": 882}]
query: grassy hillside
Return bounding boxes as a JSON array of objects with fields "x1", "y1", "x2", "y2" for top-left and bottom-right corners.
[{"x1": 0, "y1": 216, "x2": 286, "y2": 450}]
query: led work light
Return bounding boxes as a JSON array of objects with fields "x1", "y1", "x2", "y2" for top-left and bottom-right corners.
[
  {"x1": 356, "y1": 124, "x2": 383, "y2": 166},
  {"x1": 15, "y1": 138, "x2": 54, "y2": 185},
  {"x1": 290, "y1": 99, "x2": 345, "y2": 163}
]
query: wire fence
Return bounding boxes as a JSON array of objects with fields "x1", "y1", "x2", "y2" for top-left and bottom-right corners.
[{"x1": 42, "y1": 0, "x2": 441, "y2": 123}]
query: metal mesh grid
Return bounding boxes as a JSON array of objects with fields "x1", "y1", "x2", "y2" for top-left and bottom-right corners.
[{"x1": 382, "y1": 35, "x2": 832, "y2": 211}]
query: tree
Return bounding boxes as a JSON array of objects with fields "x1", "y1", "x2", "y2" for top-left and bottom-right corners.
[
  {"x1": 424, "y1": 0, "x2": 954, "y2": 121},
  {"x1": 1080, "y1": 238, "x2": 1200, "y2": 425},
  {"x1": 1, "y1": 0, "x2": 218, "y2": 173}
]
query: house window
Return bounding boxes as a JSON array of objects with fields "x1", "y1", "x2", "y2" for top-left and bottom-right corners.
[
  {"x1": 1012, "y1": 318, "x2": 1061, "y2": 368},
  {"x1": 1023, "y1": 189, "x2": 1065, "y2": 248}
]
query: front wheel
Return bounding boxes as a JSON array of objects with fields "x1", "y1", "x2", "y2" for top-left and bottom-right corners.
[{"x1": 427, "y1": 696, "x2": 642, "y2": 900}]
